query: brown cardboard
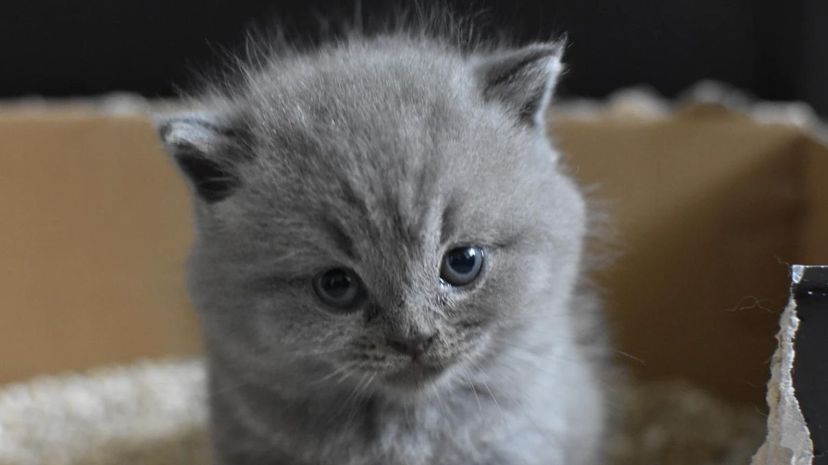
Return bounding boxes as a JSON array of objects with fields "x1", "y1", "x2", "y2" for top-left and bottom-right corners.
[
  {"x1": 0, "y1": 97, "x2": 825, "y2": 407},
  {"x1": 552, "y1": 101, "x2": 827, "y2": 404},
  {"x1": 801, "y1": 139, "x2": 828, "y2": 262},
  {"x1": 0, "y1": 111, "x2": 200, "y2": 384}
]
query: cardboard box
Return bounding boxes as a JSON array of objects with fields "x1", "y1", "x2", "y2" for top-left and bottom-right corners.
[{"x1": 0, "y1": 92, "x2": 825, "y2": 411}]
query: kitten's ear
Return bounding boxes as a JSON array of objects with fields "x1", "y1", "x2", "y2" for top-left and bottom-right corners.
[
  {"x1": 156, "y1": 113, "x2": 248, "y2": 203},
  {"x1": 475, "y1": 41, "x2": 565, "y2": 127}
]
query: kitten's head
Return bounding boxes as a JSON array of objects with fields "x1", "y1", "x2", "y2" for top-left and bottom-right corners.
[{"x1": 159, "y1": 36, "x2": 586, "y2": 396}]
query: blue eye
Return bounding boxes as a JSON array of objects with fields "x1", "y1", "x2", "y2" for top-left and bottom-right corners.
[
  {"x1": 313, "y1": 268, "x2": 363, "y2": 311},
  {"x1": 440, "y1": 246, "x2": 484, "y2": 287}
]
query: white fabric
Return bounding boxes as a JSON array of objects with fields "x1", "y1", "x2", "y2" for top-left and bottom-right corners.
[{"x1": 0, "y1": 359, "x2": 209, "y2": 465}]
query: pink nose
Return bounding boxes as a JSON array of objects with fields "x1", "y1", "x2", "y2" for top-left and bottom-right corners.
[{"x1": 385, "y1": 334, "x2": 435, "y2": 359}]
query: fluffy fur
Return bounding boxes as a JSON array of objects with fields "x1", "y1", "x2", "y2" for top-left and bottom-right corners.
[{"x1": 158, "y1": 31, "x2": 607, "y2": 465}]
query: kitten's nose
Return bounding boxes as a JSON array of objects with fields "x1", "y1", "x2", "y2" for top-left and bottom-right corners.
[{"x1": 385, "y1": 333, "x2": 436, "y2": 359}]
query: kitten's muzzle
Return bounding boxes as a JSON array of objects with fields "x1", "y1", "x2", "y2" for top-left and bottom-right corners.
[{"x1": 385, "y1": 333, "x2": 436, "y2": 361}]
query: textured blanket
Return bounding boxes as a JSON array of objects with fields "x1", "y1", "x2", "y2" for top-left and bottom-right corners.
[{"x1": 0, "y1": 359, "x2": 763, "y2": 465}]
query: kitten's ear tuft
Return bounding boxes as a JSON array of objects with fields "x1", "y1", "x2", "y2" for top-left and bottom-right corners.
[
  {"x1": 476, "y1": 41, "x2": 565, "y2": 127},
  {"x1": 156, "y1": 113, "x2": 247, "y2": 203}
]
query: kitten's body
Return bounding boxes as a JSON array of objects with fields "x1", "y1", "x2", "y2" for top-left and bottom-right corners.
[{"x1": 160, "y1": 33, "x2": 607, "y2": 465}]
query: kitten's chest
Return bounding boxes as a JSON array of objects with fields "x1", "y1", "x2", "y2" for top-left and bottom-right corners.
[{"x1": 323, "y1": 398, "x2": 482, "y2": 465}]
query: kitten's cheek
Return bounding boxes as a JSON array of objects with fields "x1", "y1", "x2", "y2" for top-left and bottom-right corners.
[{"x1": 463, "y1": 331, "x2": 492, "y2": 361}]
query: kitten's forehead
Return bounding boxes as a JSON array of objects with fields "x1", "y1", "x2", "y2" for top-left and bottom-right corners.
[
  {"x1": 243, "y1": 43, "x2": 472, "y2": 162},
  {"x1": 227, "y1": 39, "x2": 558, "y2": 259}
]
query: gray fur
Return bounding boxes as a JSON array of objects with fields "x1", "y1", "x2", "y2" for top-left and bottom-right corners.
[{"x1": 158, "y1": 33, "x2": 607, "y2": 465}]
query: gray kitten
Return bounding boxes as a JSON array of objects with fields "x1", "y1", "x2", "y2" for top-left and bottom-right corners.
[{"x1": 158, "y1": 32, "x2": 607, "y2": 465}]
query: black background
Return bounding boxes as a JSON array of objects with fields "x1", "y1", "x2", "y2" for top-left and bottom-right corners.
[
  {"x1": 4, "y1": 0, "x2": 827, "y2": 115},
  {"x1": 793, "y1": 267, "x2": 828, "y2": 465}
]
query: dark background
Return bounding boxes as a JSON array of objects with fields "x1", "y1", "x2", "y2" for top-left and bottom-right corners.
[{"x1": 4, "y1": 0, "x2": 827, "y2": 115}]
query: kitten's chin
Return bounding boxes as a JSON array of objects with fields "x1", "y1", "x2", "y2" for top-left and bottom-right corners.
[{"x1": 379, "y1": 361, "x2": 448, "y2": 392}]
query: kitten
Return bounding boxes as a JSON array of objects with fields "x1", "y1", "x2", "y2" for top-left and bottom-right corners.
[{"x1": 158, "y1": 31, "x2": 607, "y2": 465}]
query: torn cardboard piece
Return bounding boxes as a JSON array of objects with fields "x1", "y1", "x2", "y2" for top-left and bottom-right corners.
[{"x1": 752, "y1": 265, "x2": 828, "y2": 465}]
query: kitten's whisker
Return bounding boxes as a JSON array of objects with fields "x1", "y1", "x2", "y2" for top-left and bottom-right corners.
[
  {"x1": 338, "y1": 370, "x2": 376, "y2": 427},
  {"x1": 430, "y1": 378, "x2": 452, "y2": 424},
  {"x1": 310, "y1": 361, "x2": 360, "y2": 385},
  {"x1": 498, "y1": 350, "x2": 593, "y2": 379},
  {"x1": 479, "y1": 379, "x2": 506, "y2": 419},
  {"x1": 327, "y1": 369, "x2": 364, "y2": 422},
  {"x1": 460, "y1": 365, "x2": 483, "y2": 415},
  {"x1": 336, "y1": 366, "x2": 358, "y2": 384},
  {"x1": 614, "y1": 349, "x2": 646, "y2": 365},
  {"x1": 279, "y1": 347, "x2": 343, "y2": 355},
  {"x1": 491, "y1": 338, "x2": 591, "y2": 368}
]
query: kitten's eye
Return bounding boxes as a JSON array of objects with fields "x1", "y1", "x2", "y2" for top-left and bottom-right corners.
[
  {"x1": 440, "y1": 246, "x2": 484, "y2": 287},
  {"x1": 313, "y1": 268, "x2": 363, "y2": 310}
]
